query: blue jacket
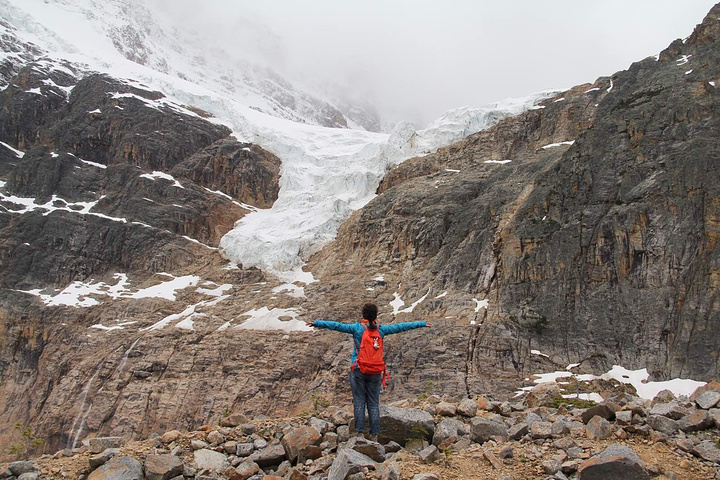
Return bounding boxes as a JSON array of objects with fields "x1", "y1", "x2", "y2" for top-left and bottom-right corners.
[{"x1": 312, "y1": 320, "x2": 427, "y2": 368}]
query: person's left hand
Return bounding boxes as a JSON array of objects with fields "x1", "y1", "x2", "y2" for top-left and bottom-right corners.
[
  {"x1": 305, "y1": 320, "x2": 315, "y2": 327},
  {"x1": 426, "y1": 323, "x2": 432, "y2": 328}
]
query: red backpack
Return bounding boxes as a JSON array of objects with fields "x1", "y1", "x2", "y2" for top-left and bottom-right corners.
[{"x1": 352, "y1": 324, "x2": 391, "y2": 386}]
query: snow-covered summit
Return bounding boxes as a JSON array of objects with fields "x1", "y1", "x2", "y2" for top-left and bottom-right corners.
[{"x1": 0, "y1": 0, "x2": 375, "y2": 130}]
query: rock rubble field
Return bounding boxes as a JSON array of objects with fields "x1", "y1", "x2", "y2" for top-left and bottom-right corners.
[{"x1": 5, "y1": 382, "x2": 720, "y2": 480}]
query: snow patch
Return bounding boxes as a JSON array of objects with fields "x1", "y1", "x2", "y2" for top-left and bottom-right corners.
[
  {"x1": 235, "y1": 307, "x2": 310, "y2": 332},
  {"x1": 540, "y1": 140, "x2": 575, "y2": 150},
  {"x1": 584, "y1": 87, "x2": 600, "y2": 93},
  {"x1": 435, "y1": 291, "x2": 448, "y2": 299},
  {"x1": 531, "y1": 350, "x2": 550, "y2": 358},
  {"x1": 676, "y1": 55, "x2": 692, "y2": 66},
  {"x1": 87, "y1": 108, "x2": 101, "y2": 114},
  {"x1": 685, "y1": 70, "x2": 693, "y2": 75},
  {"x1": 140, "y1": 171, "x2": 184, "y2": 189},
  {"x1": 473, "y1": 298, "x2": 489, "y2": 312},
  {"x1": 272, "y1": 283, "x2": 306, "y2": 298},
  {"x1": 484, "y1": 160, "x2": 511, "y2": 165},
  {"x1": 0, "y1": 141, "x2": 24, "y2": 158},
  {"x1": 517, "y1": 364, "x2": 706, "y2": 400}
]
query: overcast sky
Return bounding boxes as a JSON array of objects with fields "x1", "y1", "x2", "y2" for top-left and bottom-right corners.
[{"x1": 155, "y1": 0, "x2": 717, "y2": 127}]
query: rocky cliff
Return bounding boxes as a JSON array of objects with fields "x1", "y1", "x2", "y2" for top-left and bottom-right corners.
[
  {"x1": 306, "y1": 5, "x2": 720, "y2": 394},
  {"x1": 0, "y1": 2, "x2": 719, "y2": 463}
]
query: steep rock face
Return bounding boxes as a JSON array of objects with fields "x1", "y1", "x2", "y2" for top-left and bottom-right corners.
[
  {"x1": 306, "y1": 6, "x2": 720, "y2": 397},
  {"x1": 0, "y1": 62, "x2": 289, "y2": 455},
  {"x1": 0, "y1": 66, "x2": 281, "y2": 287}
]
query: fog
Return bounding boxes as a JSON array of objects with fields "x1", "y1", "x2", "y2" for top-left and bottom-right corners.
[{"x1": 151, "y1": 0, "x2": 717, "y2": 127}]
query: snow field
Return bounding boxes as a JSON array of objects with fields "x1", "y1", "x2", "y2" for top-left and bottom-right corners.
[{"x1": 518, "y1": 364, "x2": 706, "y2": 401}]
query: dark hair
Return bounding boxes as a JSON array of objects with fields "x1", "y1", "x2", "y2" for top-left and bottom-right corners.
[{"x1": 362, "y1": 303, "x2": 378, "y2": 325}]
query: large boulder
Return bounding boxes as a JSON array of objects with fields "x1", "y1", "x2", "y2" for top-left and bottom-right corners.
[
  {"x1": 692, "y1": 440, "x2": 720, "y2": 463},
  {"x1": 581, "y1": 404, "x2": 616, "y2": 424},
  {"x1": 469, "y1": 417, "x2": 507, "y2": 444},
  {"x1": 457, "y1": 398, "x2": 478, "y2": 417},
  {"x1": 193, "y1": 449, "x2": 230, "y2": 472},
  {"x1": 585, "y1": 416, "x2": 612, "y2": 440},
  {"x1": 327, "y1": 448, "x2": 376, "y2": 480},
  {"x1": 8, "y1": 463, "x2": 35, "y2": 476},
  {"x1": 88, "y1": 456, "x2": 143, "y2": 480},
  {"x1": 432, "y1": 418, "x2": 463, "y2": 446},
  {"x1": 281, "y1": 426, "x2": 321, "y2": 463},
  {"x1": 376, "y1": 406, "x2": 434, "y2": 446},
  {"x1": 249, "y1": 443, "x2": 287, "y2": 468},
  {"x1": 88, "y1": 437, "x2": 125, "y2": 454},
  {"x1": 578, "y1": 444, "x2": 649, "y2": 480},
  {"x1": 647, "y1": 415, "x2": 679, "y2": 436},
  {"x1": 346, "y1": 436, "x2": 385, "y2": 462},
  {"x1": 144, "y1": 454, "x2": 184, "y2": 480}
]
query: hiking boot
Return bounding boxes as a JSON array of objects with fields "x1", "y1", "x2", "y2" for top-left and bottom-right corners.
[
  {"x1": 355, "y1": 432, "x2": 366, "y2": 439},
  {"x1": 368, "y1": 434, "x2": 378, "y2": 442}
]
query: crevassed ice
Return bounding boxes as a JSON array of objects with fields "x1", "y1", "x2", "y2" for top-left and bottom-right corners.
[{"x1": 219, "y1": 96, "x2": 556, "y2": 282}]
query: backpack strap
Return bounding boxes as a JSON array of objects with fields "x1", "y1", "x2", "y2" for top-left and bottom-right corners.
[{"x1": 351, "y1": 323, "x2": 368, "y2": 371}]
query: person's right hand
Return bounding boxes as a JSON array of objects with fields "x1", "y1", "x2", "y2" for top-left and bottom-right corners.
[
  {"x1": 426, "y1": 323, "x2": 432, "y2": 328},
  {"x1": 305, "y1": 320, "x2": 315, "y2": 327}
]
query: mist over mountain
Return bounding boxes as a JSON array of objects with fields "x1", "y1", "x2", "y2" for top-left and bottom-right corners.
[{"x1": 0, "y1": 1, "x2": 719, "y2": 476}]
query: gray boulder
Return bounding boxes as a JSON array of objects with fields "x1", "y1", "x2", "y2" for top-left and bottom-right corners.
[
  {"x1": 193, "y1": 449, "x2": 230, "y2": 472},
  {"x1": 508, "y1": 422, "x2": 528, "y2": 440},
  {"x1": 249, "y1": 443, "x2": 286, "y2": 468},
  {"x1": 585, "y1": 416, "x2": 612, "y2": 440},
  {"x1": 376, "y1": 406, "x2": 435, "y2": 445},
  {"x1": 692, "y1": 440, "x2": 720, "y2": 463},
  {"x1": 432, "y1": 418, "x2": 463, "y2": 446},
  {"x1": 346, "y1": 436, "x2": 385, "y2": 462},
  {"x1": 144, "y1": 454, "x2": 184, "y2": 480},
  {"x1": 470, "y1": 417, "x2": 507, "y2": 444},
  {"x1": 418, "y1": 445, "x2": 441, "y2": 464},
  {"x1": 678, "y1": 409, "x2": 714, "y2": 432},
  {"x1": 8, "y1": 463, "x2": 35, "y2": 476},
  {"x1": 648, "y1": 402, "x2": 687, "y2": 420},
  {"x1": 695, "y1": 390, "x2": 720, "y2": 410},
  {"x1": 525, "y1": 412, "x2": 542, "y2": 428},
  {"x1": 89, "y1": 448, "x2": 120, "y2": 469},
  {"x1": 410, "y1": 475, "x2": 440, "y2": 480},
  {"x1": 578, "y1": 444, "x2": 649, "y2": 480},
  {"x1": 236, "y1": 443, "x2": 254, "y2": 457},
  {"x1": 531, "y1": 421, "x2": 553, "y2": 439},
  {"x1": 88, "y1": 456, "x2": 143, "y2": 480},
  {"x1": 457, "y1": 398, "x2": 478, "y2": 417},
  {"x1": 581, "y1": 404, "x2": 615, "y2": 424},
  {"x1": 327, "y1": 448, "x2": 376, "y2": 480},
  {"x1": 17, "y1": 474, "x2": 39, "y2": 480},
  {"x1": 647, "y1": 415, "x2": 679, "y2": 435},
  {"x1": 88, "y1": 437, "x2": 124, "y2": 454}
]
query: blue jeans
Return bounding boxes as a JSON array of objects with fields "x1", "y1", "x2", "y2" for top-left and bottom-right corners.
[{"x1": 349, "y1": 368, "x2": 382, "y2": 435}]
